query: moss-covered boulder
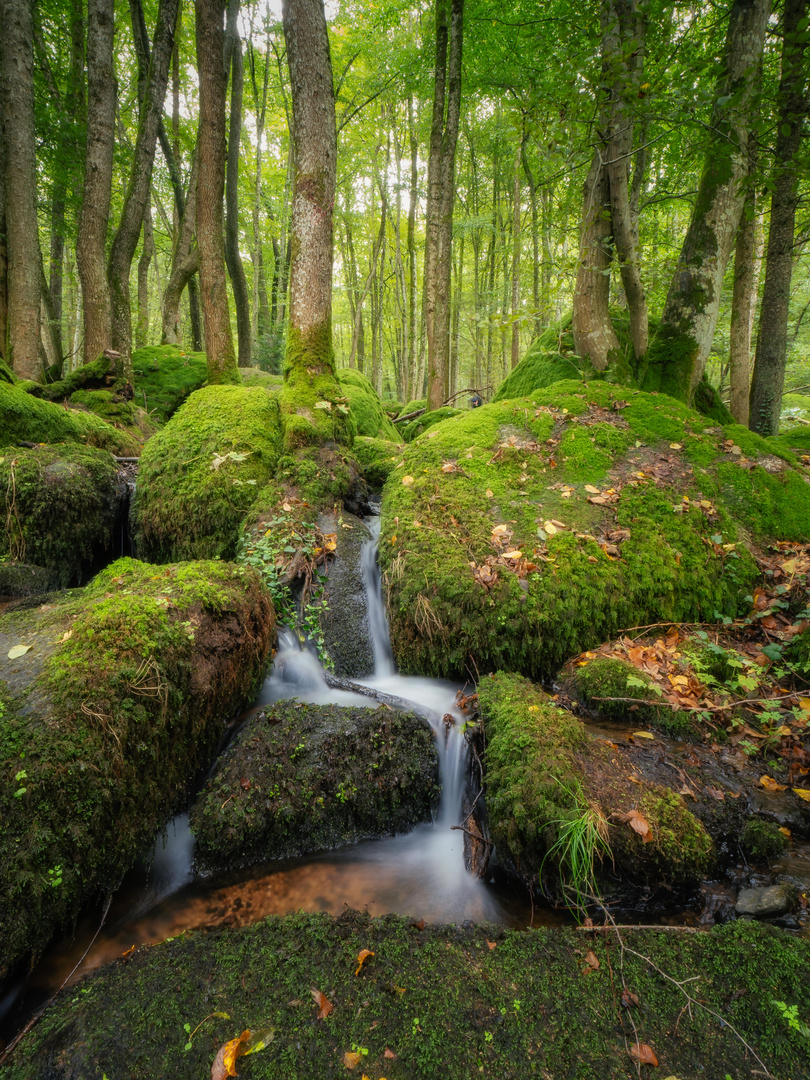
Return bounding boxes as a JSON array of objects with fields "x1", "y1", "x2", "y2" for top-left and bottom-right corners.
[
  {"x1": 0, "y1": 381, "x2": 138, "y2": 455},
  {"x1": 0, "y1": 558, "x2": 273, "y2": 977},
  {"x1": 0, "y1": 444, "x2": 123, "y2": 590},
  {"x1": 319, "y1": 511, "x2": 375, "y2": 677},
  {"x1": 338, "y1": 368, "x2": 401, "y2": 441},
  {"x1": 478, "y1": 672, "x2": 714, "y2": 898},
  {"x1": 131, "y1": 344, "x2": 208, "y2": 423},
  {"x1": 781, "y1": 392, "x2": 810, "y2": 432},
  {"x1": 190, "y1": 700, "x2": 439, "y2": 871},
  {"x1": 379, "y1": 380, "x2": 810, "y2": 680},
  {"x1": 402, "y1": 404, "x2": 460, "y2": 442},
  {"x1": 239, "y1": 367, "x2": 284, "y2": 390},
  {"x1": 352, "y1": 435, "x2": 403, "y2": 487},
  {"x1": 131, "y1": 384, "x2": 283, "y2": 562},
  {"x1": 6, "y1": 913, "x2": 809, "y2": 1080}
]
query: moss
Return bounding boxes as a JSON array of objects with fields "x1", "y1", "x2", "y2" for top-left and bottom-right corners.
[
  {"x1": 190, "y1": 701, "x2": 440, "y2": 870},
  {"x1": 397, "y1": 397, "x2": 426, "y2": 418},
  {"x1": 24, "y1": 356, "x2": 114, "y2": 401},
  {"x1": 131, "y1": 344, "x2": 209, "y2": 424},
  {"x1": 352, "y1": 435, "x2": 403, "y2": 487},
  {"x1": 742, "y1": 818, "x2": 788, "y2": 859},
  {"x1": 0, "y1": 558, "x2": 273, "y2": 976},
  {"x1": 402, "y1": 405, "x2": 461, "y2": 442},
  {"x1": 378, "y1": 381, "x2": 797, "y2": 681},
  {"x1": 0, "y1": 381, "x2": 138, "y2": 455},
  {"x1": 273, "y1": 444, "x2": 364, "y2": 510},
  {"x1": 279, "y1": 323, "x2": 353, "y2": 450},
  {"x1": 0, "y1": 445, "x2": 122, "y2": 588},
  {"x1": 5, "y1": 914, "x2": 810, "y2": 1080},
  {"x1": 0, "y1": 356, "x2": 16, "y2": 384},
  {"x1": 239, "y1": 367, "x2": 284, "y2": 390},
  {"x1": 781, "y1": 393, "x2": 810, "y2": 431},
  {"x1": 478, "y1": 672, "x2": 713, "y2": 893},
  {"x1": 564, "y1": 656, "x2": 695, "y2": 736},
  {"x1": 493, "y1": 347, "x2": 592, "y2": 402},
  {"x1": 337, "y1": 368, "x2": 401, "y2": 441},
  {"x1": 130, "y1": 384, "x2": 283, "y2": 562}
]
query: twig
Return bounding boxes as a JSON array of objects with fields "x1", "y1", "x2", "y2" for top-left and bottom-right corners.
[
  {"x1": 450, "y1": 825, "x2": 493, "y2": 845},
  {"x1": 574, "y1": 923, "x2": 705, "y2": 933},
  {"x1": 0, "y1": 893, "x2": 114, "y2": 1068}
]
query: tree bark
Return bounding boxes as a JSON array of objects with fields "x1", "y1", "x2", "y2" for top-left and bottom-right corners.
[
  {"x1": 424, "y1": 0, "x2": 464, "y2": 411},
  {"x1": 0, "y1": 0, "x2": 41, "y2": 379},
  {"x1": 136, "y1": 193, "x2": 155, "y2": 349},
  {"x1": 225, "y1": 0, "x2": 252, "y2": 367},
  {"x1": 510, "y1": 128, "x2": 524, "y2": 370},
  {"x1": 196, "y1": 0, "x2": 238, "y2": 382},
  {"x1": 729, "y1": 180, "x2": 762, "y2": 424},
  {"x1": 641, "y1": 0, "x2": 770, "y2": 402},
  {"x1": 573, "y1": 150, "x2": 619, "y2": 370},
  {"x1": 107, "y1": 0, "x2": 179, "y2": 382},
  {"x1": 749, "y1": 0, "x2": 808, "y2": 435},
  {"x1": 281, "y1": 0, "x2": 347, "y2": 446},
  {"x1": 162, "y1": 151, "x2": 200, "y2": 344}
]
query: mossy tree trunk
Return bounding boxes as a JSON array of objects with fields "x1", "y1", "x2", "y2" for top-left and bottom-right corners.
[
  {"x1": 748, "y1": 0, "x2": 808, "y2": 436},
  {"x1": 224, "y1": 0, "x2": 252, "y2": 368},
  {"x1": 572, "y1": 151, "x2": 620, "y2": 371},
  {"x1": 639, "y1": 0, "x2": 769, "y2": 404},
  {"x1": 729, "y1": 177, "x2": 762, "y2": 424},
  {"x1": 0, "y1": 0, "x2": 41, "y2": 380},
  {"x1": 162, "y1": 151, "x2": 199, "y2": 344},
  {"x1": 424, "y1": 0, "x2": 464, "y2": 412},
  {"x1": 107, "y1": 0, "x2": 178, "y2": 384},
  {"x1": 280, "y1": 0, "x2": 349, "y2": 448},
  {"x1": 196, "y1": 0, "x2": 238, "y2": 384}
]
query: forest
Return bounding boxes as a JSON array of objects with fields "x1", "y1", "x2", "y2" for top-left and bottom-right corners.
[
  {"x1": 0, "y1": 0, "x2": 809, "y2": 429},
  {"x1": 2, "y1": 1, "x2": 810, "y2": 1079}
]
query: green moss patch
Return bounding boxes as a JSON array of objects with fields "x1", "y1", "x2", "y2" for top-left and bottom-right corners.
[
  {"x1": 190, "y1": 701, "x2": 439, "y2": 871},
  {"x1": 131, "y1": 344, "x2": 209, "y2": 424},
  {"x1": 0, "y1": 558, "x2": 273, "y2": 976},
  {"x1": 131, "y1": 385, "x2": 283, "y2": 562},
  {"x1": 378, "y1": 381, "x2": 810, "y2": 680},
  {"x1": 402, "y1": 405, "x2": 460, "y2": 442},
  {"x1": 0, "y1": 381, "x2": 138, "y2": 455},
  {"x1": 338, "y1": 368, "x2": 401, "y2": 441},
  {"x1": 0, "y1": 445, "x2": 122, "y2": 589},
  {"x1": 7, "y1": 912, "x2": 809, "y2": 1080},
  {"x1": 478, "y1": 672, "x2": 713, "y2": 896},
  {"x1": 781, "y1": 393, "x2": 810, "y2": 432},
  {"x1": 349, "y1": 435, "x2": 402, "y2": 487}
]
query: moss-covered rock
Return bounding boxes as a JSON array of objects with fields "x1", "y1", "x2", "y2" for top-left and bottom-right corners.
[
  {"x1": 24, "y1": 356, "x2": 116, "y2": 401},
  {"x1": 239, "y1": 367, "x2": 284, "y2": 390},
  {"x1": 478, "y1": 672, "x2": 713, "y2": 897},
  {"x1": 402, "y1": 405, "x2": 460, "y2": 442},
  {"x1": 397, "y1": 397, "x2": 426, "y2": 418},
  {"x1": 742, "y1": 819, "x2": 788, "y2": 859},
  {"x1": 338, "y1": 368, "x2": 401, "y2": 441},
  {"x1": 781, "y1": 392, "x2": 810, "y2": 432},
  {"x1": 351, "y1": 435, "x2": 403, "y2": 487},
  {"x1": 0, "y1": 381, "x2": 139, "y2": 455},
  {"x1": 131, "y1": 344, "x2": 209, "y2": 423},
  {"x1": 379, "y1": 381, "x2": 810, "y2": 680},
  {"x1": 131, "y1": 384, "x2": 283, "y2": 562},
  {"x1": 0, "y1": 558, "x2": 273, "y2": 976},
  {"x1": 190, "y1": 701, "x2": 439, "y2": 871},
  {"x1": 0, "y1": 562, "x2": 50, "y2": 597},
  {"x1": 8, "y1": 912, "x2": 809, "y2": 1080},
  {"x1": 319, "y1": 511, "x2": 375, "y2": 677},
  {"x1": 0, "y1": 445, "x2": 123, "y2": 589}
]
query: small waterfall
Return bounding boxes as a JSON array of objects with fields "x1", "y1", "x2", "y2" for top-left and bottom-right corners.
[{"x1": 361, "y1": 515, "x2": 395, "y2": 677}]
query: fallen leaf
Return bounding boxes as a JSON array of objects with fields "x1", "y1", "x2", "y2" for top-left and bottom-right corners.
[
  {"x1": 793, "y1": 788, "x2": 810, "y2": 802},
  {"x1": 7, "y1": 645, "x2": 32, "y2": 660},
  {"x1": 544, "y1": 521, "x2": 558, "y2": 535},
  {"x1": 384, "y1": 1048, "x2": 397, "y2": 1059},
  {"x1": 282, "y1": 501, "x2": 292, "y2": 512},
  {"x1": 441, "y1": 462, "x2": 456, "y2": 473},
  {"x1": 355, "y1": 949, "x2": 375, "y2": 976},
  {"x1": 582, "y1": 950, "x2": 600, "y2": 973},
  {"x1": 402, "y1": 475, "x2": 414, "y2": 486},
  {"x1": 486, "y1": 940, "x2": 497, "y2": 950},
  {"x1": 621, "y1": 988, "x2": 639, "y2": 1008},
  {"x1": 485, "y1": 489, "x2": 493, "y2": 498},
  {"x1": 584, "y1": 484, "x2": 600, "y2": 494},
  {"x1": 614, "y1": 810, "x2": 653, "y2": 842},
  {"x1": 492, "y1": 523, "x2": 509, "y2": 534},
  {"x1": 630, "y1": 1042, "x2": 659, "y2": 1066},
  {"x1": 632, "y1": 731, "x2": 655, "y2": 740},
  {"x1": 343, "y1": 1051, "x2": 362, "y2": 1070},
  {"x1": 311, "y1": 988, "x2": 334, "y2": 1020},
  {"x1": 503, "y1": 549, "x2": 523, "y2": 559},
  {"x1": 779, "y1": 826, "x2": 792, "y2": 837},
  {"x1": 759, "y1": 775, "x2": 788, "y2": 793},
  {"x1": 670, "y1": 442, "x2": 682, "y2": 450},
  {"x1": 212, "y1": 1031, "x2": 250, "y2": 1080}
]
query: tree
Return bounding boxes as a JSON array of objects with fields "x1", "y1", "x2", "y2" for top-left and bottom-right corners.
[
  {"x1": 749, "y1": 0, "x2": 809, "y2": 435},
  {"x1": 196, "y1": 0, "x2": 238, "y2": 383},
  {"x1": 0, "y1": 0, "x2": 41, "y2": 378},
  {"x1": 280, "y1": 0, "x2": 348, "y2": 447},
  {"x1": 225, "y1": 0, "x2": 252, "y2": 367},
  {"x1": 424, "y1": 0, "x2": 464, "y2": 411}
]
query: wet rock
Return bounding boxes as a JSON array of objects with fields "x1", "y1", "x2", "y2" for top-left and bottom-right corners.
[
  {"x1": 0, "y1": 558, "x2": 273, "y2": 979},
  {"x1": 189, "y1": 700, "x2": 440, "y2": 871},
  {"x1": 318, "y1": 511, "x2": 375, "y2": 677},
  {"x1": 736, "y1": 884, "x2": 793, "y2": 918}
]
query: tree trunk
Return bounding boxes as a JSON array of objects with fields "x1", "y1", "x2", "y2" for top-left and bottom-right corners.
[
  {"x1": 572, "y1": 150, "x2": 619, "y2": 369},
  {"x1": 281, "y1": 0, "x2": 346, "y2": 446},
  {"x1": 225, "y1": 0, "x2": 252, "y2": 367},
  {"x1": 162, "y1": 151, "x2": 199, "y2": 344},
  {"x1": 521, "y1": 143, "x2": 540, "y2": 333},
  {"x1": 729, "y1": 181, "x2": 762, "y2": 424},
  {"x1": 424, "y1": 0, "x2": 464, "y2": 411},
  {"x1": 196, "y1": 0, "x2": 238, "y2": 382},
  {"x1": 0, "y1": 136, "x2": 7, "y2": 362},
  {"x1": 641, "y1": 0, "x2": 770, "y2": 402},
  {"x1": 406, "y1": 95, "x2": 418, "y2": 400},
  {"x1": 749, "y1": 0, "x2": 808, "y2": 435},
  {"x1": 136, "y1": 193, "x2": 154, "y2": 349},
  {"x1": 107, "y1": 0, "x2": 179, "y2": 382},
  {"x1": 510, "y1": 128, "x2": 524, "y2": 370},
  {"x1": 0, "y1": 0, "x2": 41, "y2": 379}
]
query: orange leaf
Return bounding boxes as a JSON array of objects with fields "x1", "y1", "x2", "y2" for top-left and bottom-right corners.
[
  {"x1": 311, "y1": 988, "x2": 334, "y2": 1020},
  {"x1": 615, "y1": 810, "x2": 653, "y2": 842},
  {"x1": 212, "y1": 1031, "x2": 250, "y2": 1080},
  {"x1": 343, "y1": 1051, "x2": 362, "y2": 1070},
  {"x1": 630, "y1": 1042, "x2": 658, "y2": 1066},
  {"x1": 486, "y1": 939, "x2": 497, "y2": 950},
  {"x1": 384, "y1": 1048, "x2": 397, "y2": 1059},
  {"x1": 355, "y1": 949, "x2": 375, "y2": 976},
  {"x1": 759, "y1": 775, "x2": 787, "y2": 792}
]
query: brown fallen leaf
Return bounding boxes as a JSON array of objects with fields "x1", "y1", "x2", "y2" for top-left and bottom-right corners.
[
  {"x1": 630, "y1": 1042, "x2": 659, "y2": 1066},
  {"x1": 212, "y1": 1031, "x2": 250, "y2": 1080},
  {"x1": 759, "y1": 775, "x2": 788, "y2": 792},
  {"x1": 384, "y1": 1048, "x2": 397, "y2": 1059},
  {"x1": 355, "y1": 948, "x2": 375, "y2": 976},
  {"x1": 582, "y1": 949, "x2": 600, "y2": 974},
  {"x1": 486, "y1": 939, "x2": 497, "y2": 950},
  {"x1": 343, "y1": 1051, "x2": 362, "y2": 1070},
  {"x1": 621, "y1": 987, "x2": 639, "y2": 1008},
  {"x1": 614, "y1": 809, "x2": 654, "y2": 843},
  {"x1": 311, "y1": 988, "x2": 334, "y2": 1020}
]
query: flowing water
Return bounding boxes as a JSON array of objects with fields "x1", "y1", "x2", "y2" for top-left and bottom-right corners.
[{"x1": 1, "y1": 516, "x2": 542, "y2": 1039}]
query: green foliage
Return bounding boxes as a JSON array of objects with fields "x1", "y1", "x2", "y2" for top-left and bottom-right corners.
[
  {"x1": 131, "y1": 385, "x2": 282, "y2": 562},
  {"x1": 0, "y1": 381, "x2": 138, "y2": 454},
  {"x1": 0, "y1": 444, "x2": 121, "y2": 588},
  {"x1": 566, "y1": 656, "x2": 695, "y2": 736}
]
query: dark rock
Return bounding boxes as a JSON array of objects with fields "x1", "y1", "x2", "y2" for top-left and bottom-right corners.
[
  {"x1": 735, "y1": 884, "x2": 792, "y2": 918},
  {"x1": 319, "y1": 511, "x2": 375, "y2": 677}
]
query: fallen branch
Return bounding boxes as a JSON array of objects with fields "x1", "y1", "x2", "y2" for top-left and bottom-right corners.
[
  {"x1": 450, "y1": 824, "x2": 493, "y2": 845},
  {"x1": 322, "y1": 672, "x2": 440, "y2": 723}
]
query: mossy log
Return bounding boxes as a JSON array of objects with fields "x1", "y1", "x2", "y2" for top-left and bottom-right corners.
[
  {"x1": 189, "y1": 701, "x2": 440, "y2": 871},
  {"x1": 0, "y1": 558, "x2": 274, "y2": 977},
  {"x1": 0, "y1": 381, "x2": 139, "y2": 456}
]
